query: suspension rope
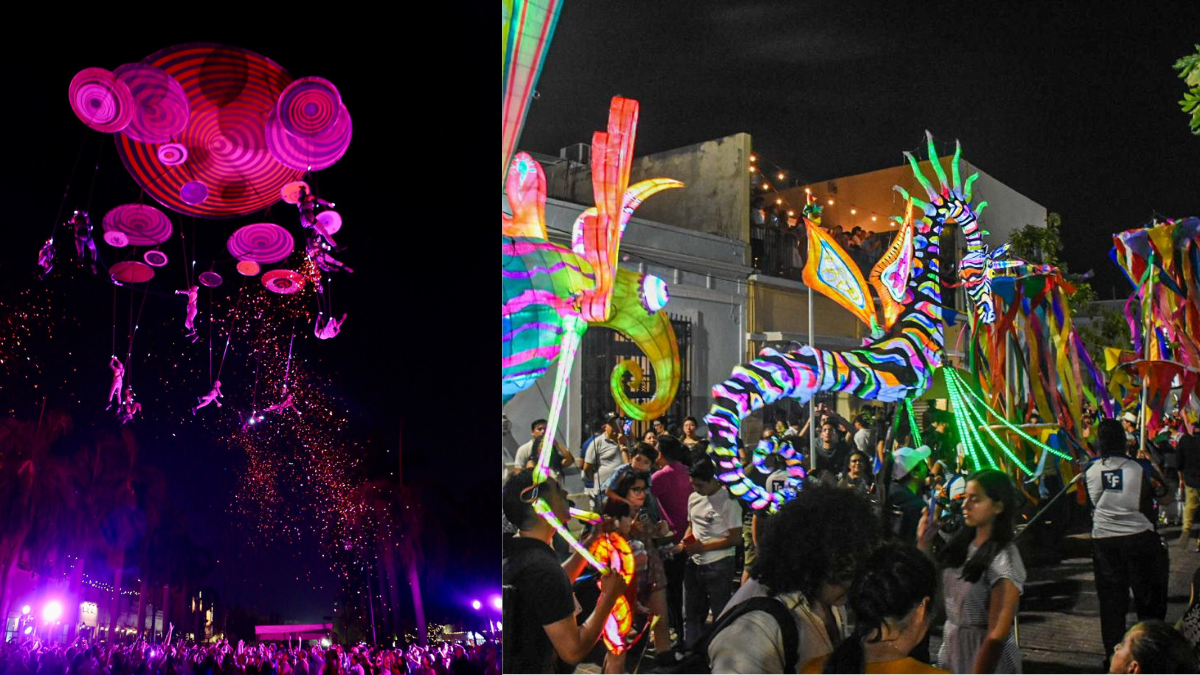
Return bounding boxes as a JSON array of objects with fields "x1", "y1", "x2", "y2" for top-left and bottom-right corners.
[
  {"x1": 179, "y1": 226, "x2": 191, "y2": 288},
  {"x1": 215, "y1": 279, "x2": 248, "y2": 382},
  {"x1": 111, "y1": 285, "x2": 117, "y2": 358},
  {"x1": 49, "y1": 128, "x2": 89, "y2": 238},
  {"x1": 208, "y1": 287, "x2": 214, "y2": 384},
  {"x1": 283, "y1": 319, "x2": 296, "y2": 388},
  {"x1": 84, "y1": 135, "x2": 104, "y2": 216}
]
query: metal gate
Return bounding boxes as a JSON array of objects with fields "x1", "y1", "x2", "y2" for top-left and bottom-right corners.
[{"x1": 580, "y1": 315, "x2": 693, "y2": 444}]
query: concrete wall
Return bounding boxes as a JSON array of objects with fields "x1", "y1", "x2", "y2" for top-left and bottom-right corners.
[
  {"x1": 502, "y1": 196, "x2": 750, "y2": 492},
  {"x1": 531, "y1": 133, "x2": 754, "y2": 255}
]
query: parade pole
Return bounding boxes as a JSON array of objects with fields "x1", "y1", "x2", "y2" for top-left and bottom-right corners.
[
  {"x1": 808, "y1": 284, "x2": 816, "y2": 471},
  {"x1": 1139, "y1": 247, "x2": 1157, "y2": 457}
]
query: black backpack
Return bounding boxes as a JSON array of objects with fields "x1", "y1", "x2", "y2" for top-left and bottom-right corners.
[{"x1": 647, "y1": 595, "x2": 800, "y2": 674}]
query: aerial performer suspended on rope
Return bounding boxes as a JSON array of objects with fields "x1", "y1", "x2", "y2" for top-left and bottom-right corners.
[
  {"x1": 704, "y1": 133, "x2": 1004, "y2": 513},
  {"x1": 117, "y1": 385, "x2": 142, "y2": 425},
  {"x1": 37, "y1": 238, "x2": 55, "y2": 280},
  {"x1": 105, "y1": 356, "x2": 125, "y2": 409},
  {"x1": 176, "y1": 285, "x2": 200, "y2": 339},
  {"x1": 70, "y1": 210, "x2": 97, "y2": 275},
  {"x1": 192, "y1": 379, "x2": 223, "y2": 415},
  {"x1": 315, "y1": 312, "x2": 347, "y2": 340}
]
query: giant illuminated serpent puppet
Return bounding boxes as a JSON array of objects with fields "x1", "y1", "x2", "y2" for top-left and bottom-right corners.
[{"x1": 706, "y1": 134, "x2": 999, "y2": 512}]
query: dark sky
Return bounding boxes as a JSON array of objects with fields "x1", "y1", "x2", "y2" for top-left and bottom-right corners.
[
  {"x1": 519, "y1": 1, "x2": 1200, "y2": 297},
  {"x1": 1, "y1": 27, "x2": 494, "y2": 632}
]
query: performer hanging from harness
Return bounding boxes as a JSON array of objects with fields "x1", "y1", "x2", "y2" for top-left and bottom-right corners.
[
  {"x1": 305, "y1": 230, "x2": 353, "y2": 274},
  {"x1": 175, "y1": 285, "x2": 200, "y2": 341},
  {"x1": 117, "y1": 385, "x2": 142, "y2": 425},
  {"x1": 314, "y1": 313, "x2": 347, "y2": 340},
  {"x1": 105, "y1": 357, "x2": 125, "y2": 409},
  {"x1": 69, "y1": 210, "x2": 97, "y2": 274},
  {"x1": 192, "y1": 380, "x2": 223, "y2": 415},
  {"x1": 296, "y1": 185, "x2": 337, "y2": 248},
  {"x1": 37, "y1": 238, "x2": 56, "y2": 280}
]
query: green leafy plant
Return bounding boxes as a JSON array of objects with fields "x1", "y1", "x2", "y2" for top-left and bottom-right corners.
[{"x1": 1174, "y1": 44, "x2": 1200, "y2": 135}]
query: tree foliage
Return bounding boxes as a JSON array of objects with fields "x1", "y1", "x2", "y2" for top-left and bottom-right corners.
[{"x1": 1175, "y1": 44, "x2": 1200, "y2": 136}]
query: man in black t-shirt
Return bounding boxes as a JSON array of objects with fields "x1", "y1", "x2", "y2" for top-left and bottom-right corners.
[
  {"x1": 812, "y1": 419, "x2": 851, "y2": 480},
  {"x1": 1177, "y1": 433, "x2": 1200, "y2": 550},
  {"x1": 502, "y1": 469, "x2": 626, "y2": 673}
]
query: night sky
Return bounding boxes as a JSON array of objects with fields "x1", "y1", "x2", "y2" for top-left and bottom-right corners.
[
  {"x1": 519, "y1": 2, "x2": 1200, "y2": 296},
  {"x1": 1, "y1": 27, "x2": 494, "y2": 633}
]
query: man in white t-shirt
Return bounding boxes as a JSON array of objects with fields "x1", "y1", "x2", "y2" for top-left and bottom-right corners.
[
  {"x1": 675, "y1": 458, "x2": 743, "y2": 646},
  {"x1": 582, "y1": 418, "x2": 623, "y2": 501},
  {"x1": 1084, "y1": 418, "x2": 1169, "y2": 664},
  {"x1": 513, "y1": 418, "x2": 574, "y2": 481}
]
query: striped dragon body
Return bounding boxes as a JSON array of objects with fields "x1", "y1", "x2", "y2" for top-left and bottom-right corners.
[{"x1": 706, "y1": 134, "x2": 995, "y2": 512}]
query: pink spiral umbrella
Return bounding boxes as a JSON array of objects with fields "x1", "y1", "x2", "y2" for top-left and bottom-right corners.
[
  {"x1": 199, "y1": 270, "x2": 223, "y2": 287},
  {"x1": 276, "y1": 77, "x2": 342, "y2": 138},
  {"x1": 315, "y1": 210, "x2": 342, "y2": 235},
  {"x1": 144, "y1": 250, "x2": 169, "y2": 267},
  {"x1": 265, "y1": 102, "x2": 352, "y2": 172},
  {"x1": 110, "y1": 261, "x2": 155, "y2": 284},
  {"x1": 227, "y1": 223, "x2": 295, "y2": 264},
  {"x1": 69, "y1": 67, "x2": 134, "y2": 133},
  {"x1": 114, "y1": 63, "x2": 190, "y2": 144},
  {"x1": 157, "y1": 143, "x2": 188, "y2": 165},
  {"x1": 262, "y1": 269, "x2": 305, "y2": 295},
  {"x1": 113, "y1": 43, "x2": 305, "y2": 218},
  {"x1": 102, "y1": 204, "x2": 174, "y2": 246},
  {"x1": 280, "y1": 180, "x2": 310, "y2": 205}
]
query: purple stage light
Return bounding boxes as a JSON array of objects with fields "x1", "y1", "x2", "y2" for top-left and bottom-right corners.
[
  {"x1": 471, "y1": 600, "x2": 481, "y2": 611},
  {"x1": 43, "y1": 600, "x2": 62, "y2": 622}
]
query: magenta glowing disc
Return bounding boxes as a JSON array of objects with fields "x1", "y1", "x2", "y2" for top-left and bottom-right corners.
[
  {"x1": 315, "y1": 210, "x2": 342, "y2": 235},
  {"x1": 199, "y1": 271, "x2": 223, "y2": 287},
  {"x1": 69, "y1": 67, "x2": 134, "y2": 133},
  {"x1": 114, "y1": 63, "x2": 190, "y2": 144},
  {"x1": 110, "y1": 261, "x2": 155, "y2": 284},
  {"x1": 143, "y1": 250, "x2": 169, "y2": 267},
  {"x1": 227, "y1": 223, "x2": 294, "y2": 264},
  {"x1": 113, "y1": 43, "x2": 307, "y2": 218},
  {"x1": 262, "y1": 269, "x2": 305, "y2": 295},
  {"x1": 265, "y1": 102, "x2": 352, "y2": 172},
  {"x1": 276, "y1": 77, "x2": 342, "y2": 138},
  {"x1": 103, "y1": 203, "x2": 174, "y2": 246},
  {"x1": 180, "y1": 181, "x2": 209, "y2": 205},
  {"x1": 280, "y1": 180, "x2": 310, "y2": 205},
  {"x1": 236, "y1": 260, "x2": 261, "y2": 276},
  {"x1": 157, "y1": 143, "x2": 188, "y2": 165},
  {"x1": 103, "y1": 231, "x2": 130, "y2": 248}
]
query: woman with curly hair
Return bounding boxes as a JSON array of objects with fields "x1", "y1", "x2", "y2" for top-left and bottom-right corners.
[
  {"x1": 805, "y1": 542, "x2": 947, "y2": 673},
  {"x1": 920, "y1": 469, "x2": 1024, "y2": 673},
  {"x1": 707, "y1": 485, "x2": 882, "y2": 673}
]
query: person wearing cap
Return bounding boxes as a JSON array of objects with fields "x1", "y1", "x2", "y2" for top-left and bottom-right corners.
[
  {"x1": 889, "y1": 446, "x2": 932, "y2": 542},
  {"x1": 1084, "y1": 418, "x2": 1170, "y2": 667},
  {"x1": 1123, "y1": 411, "x2": 1140, "y2": 449}
]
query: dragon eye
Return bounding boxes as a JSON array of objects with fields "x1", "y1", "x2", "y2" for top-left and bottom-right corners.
[{"x1": 640, "y1": 274, "x2": 669, "y2": 313}]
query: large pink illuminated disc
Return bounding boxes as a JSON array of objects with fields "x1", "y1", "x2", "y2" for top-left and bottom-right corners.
[
  {"x1": 266, "y1": 103, "x2": 352, "y2": 171},
  {"x1": 103, "y1": 204, "x2": 174, "y2": 246},
  {"x1": 262, "y1": 269, "x2": 305, "y2": 294},
  {"x1": 114, "y1": 63, "x2": 190, "y2": 144},
  {"x1": 69, "y1": 68, "x2": 134, "y2": 133},
  {"x1": 114, "y1": 44, "x2": 305, "y2": 218},
  {"x1": 276, "y1": 77, "x2": 341, "y2": 138},
  {"x1": 199, "y1": 271, "x2": 223, "y2": 287},
  {"x1": 315, "y1": 210, "x2": 342, "y2": 235},
  {"x1": 111, "y1": 261, "x2": 155, "y2": 283},
  {"x1": 227, "y1": 223, "x2": 294, "y2": 264}
]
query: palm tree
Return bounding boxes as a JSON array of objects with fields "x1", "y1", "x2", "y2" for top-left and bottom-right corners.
[{"x1": 99, "y1": 428, "x2": 143, "y2": 642}]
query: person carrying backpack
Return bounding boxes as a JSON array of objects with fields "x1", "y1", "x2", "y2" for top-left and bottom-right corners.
[{"x1": 662, "y1": 485, "x2": 881, "y2": 673}]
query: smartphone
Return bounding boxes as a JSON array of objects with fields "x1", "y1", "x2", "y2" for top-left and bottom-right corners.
[{"x1": 623, "y1": 419, "x2": 633, "y2": 435}]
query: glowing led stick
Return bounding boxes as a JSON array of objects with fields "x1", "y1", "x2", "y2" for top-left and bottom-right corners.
[
  {"x1": 954, "y1": 370, "x2": 1072, "y2": 460},
  {"x1": 905, "y1": 400, "x2": 923, "y2": 447},
  {"x1": 533, "y1": 497, "x2": 606, "y2": 571},
  {"x1": 950, "y1": 371, "x2": 1030, "y2": 474},
  {"x1": 569, "y1": 508, "x2": 601, "y2": 524}
]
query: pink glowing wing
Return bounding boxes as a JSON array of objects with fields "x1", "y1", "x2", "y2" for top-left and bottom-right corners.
[
  {"x1": 869, "y1": 201, "x2": 916, "y2": 331},
  {"x1": 502, "y1": 152, "x2": 548, "y2": 239}
]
